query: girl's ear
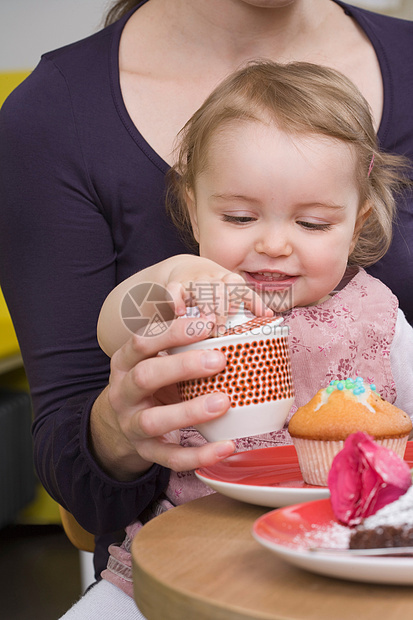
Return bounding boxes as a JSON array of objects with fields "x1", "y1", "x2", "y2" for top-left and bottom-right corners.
[
  {"x1": 185, "y1": 187, "x2": 200, "y2": 243},
  {"x1": 349, "y1": 200, "x2": 372, "y2": 254}
]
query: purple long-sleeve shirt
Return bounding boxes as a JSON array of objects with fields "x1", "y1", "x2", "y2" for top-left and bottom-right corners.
[{"x1": 0, "y1": 1, "x2": 412, "y2": 574}]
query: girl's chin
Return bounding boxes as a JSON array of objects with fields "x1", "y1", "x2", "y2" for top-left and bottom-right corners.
[{"x1": 262, "y1": 290, "x2": 295, "y2": 313}]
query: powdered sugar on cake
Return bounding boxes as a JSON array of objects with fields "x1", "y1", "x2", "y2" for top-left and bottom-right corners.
[
  {"x1": 359, "y1": 485, "x2": 413, "y2": 530},
  {"x1": 290, "y1": 486, "x2": 413, "y2": 551},
  {"x1": 290, "y1": 485, "x2": 413, "y2": 551},
  {"x1": 292, "y1": 521, "x2": 351, "y2": 550}
]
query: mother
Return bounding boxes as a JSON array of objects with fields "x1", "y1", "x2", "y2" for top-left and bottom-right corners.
[{"x1": 0, "y1": 0, "x2": 412, "y2": 583}]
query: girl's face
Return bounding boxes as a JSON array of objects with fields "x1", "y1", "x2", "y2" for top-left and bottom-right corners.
[{"x1": 187, "y1": 121, "x2": 367, "y2": 312}]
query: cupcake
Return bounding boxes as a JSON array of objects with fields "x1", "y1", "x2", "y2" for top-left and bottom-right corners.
[{"x1": 288, "y1": 377, "x2": 412, "y2": 486}]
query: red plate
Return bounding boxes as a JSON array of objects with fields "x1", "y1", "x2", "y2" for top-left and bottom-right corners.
[
  {"x1": 195, "y1": 442, "x2": 413, "y2": 508},
  {"x1": 253, "y1": 495, "x2": 413, "y2": 585},
  {"x1": 198, "y1": 444, "x2": 311, "y2": 487}
]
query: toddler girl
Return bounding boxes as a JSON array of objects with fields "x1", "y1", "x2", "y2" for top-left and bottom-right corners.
[{"x1": 97, "y1": 61, "x2": 413, "y2": 610}]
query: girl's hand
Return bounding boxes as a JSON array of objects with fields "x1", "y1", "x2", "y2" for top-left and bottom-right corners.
[
  {"x1": 97, "y1": 255, "x2": 271, "y2": 357},
  {"x1": 90, "y1": 317, "x2": 236, "y2": 481},
  {"x1": 165, "y1": 256, "x2": 272, "y2": 332}
]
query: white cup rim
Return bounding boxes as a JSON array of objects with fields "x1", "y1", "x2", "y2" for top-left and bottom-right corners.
[{"x1": 171, "y1": 318, "x2": 288, "y2": 353}]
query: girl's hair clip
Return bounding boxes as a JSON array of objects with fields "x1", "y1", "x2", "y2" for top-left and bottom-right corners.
[{"x1": 368, "y1": 153, "x2": 375, "y2": 178}]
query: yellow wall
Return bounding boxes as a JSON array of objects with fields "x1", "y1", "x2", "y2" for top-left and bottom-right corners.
[
  {"x1": 0, "y1": 291, "x2": 20, "y2": 359},
  {"x1": 0, "y1": 71, "x2": 31, "y2": 358},
  {"x1": 0, "y1": 71, "x2": 31, "y2": 106}
]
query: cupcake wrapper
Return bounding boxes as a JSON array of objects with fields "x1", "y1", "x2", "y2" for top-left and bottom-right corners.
[{"x1": 293, "y1": 436, "x2": 409, "y2": 487}]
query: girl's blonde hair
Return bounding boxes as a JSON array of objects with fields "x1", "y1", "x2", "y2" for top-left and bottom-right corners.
[{"x1": 168, "y1": 61, "x2": 410, "y2": 266}]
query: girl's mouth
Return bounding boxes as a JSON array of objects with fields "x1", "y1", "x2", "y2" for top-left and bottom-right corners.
[{"x1": 243, "y1": 271, "x2": 298, "y2": 291}]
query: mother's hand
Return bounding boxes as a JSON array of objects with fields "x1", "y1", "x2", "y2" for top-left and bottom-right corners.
[{"x1": 89, "y1": 317, "x2": 235, "y2": 482}]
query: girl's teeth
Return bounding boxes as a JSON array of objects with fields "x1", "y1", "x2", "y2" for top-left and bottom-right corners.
[{"x1": 255, "y1": 272, "x2": 287, "y2": 281}]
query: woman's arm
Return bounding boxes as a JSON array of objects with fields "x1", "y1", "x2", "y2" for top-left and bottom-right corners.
[{"x1": 0, "y1": 60, "x2": 170, "y2": 534}]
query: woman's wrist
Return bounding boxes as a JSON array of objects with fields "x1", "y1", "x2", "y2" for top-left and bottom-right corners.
[{"x1": 89, "y1": 387, "x2": 154, "y2": 482}]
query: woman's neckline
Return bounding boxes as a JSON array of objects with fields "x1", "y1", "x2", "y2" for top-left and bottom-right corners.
[{"x1": 110, "y1": 0, "x2": 390, "y2": 172}]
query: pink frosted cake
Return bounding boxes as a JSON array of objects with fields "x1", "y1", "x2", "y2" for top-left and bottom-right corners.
[
  {"x1": 326, "y1": 432, "x2": 413, "y2": 549},
  {"x1": 328, "y1": 431, "x2": 411, "y2": 526}
]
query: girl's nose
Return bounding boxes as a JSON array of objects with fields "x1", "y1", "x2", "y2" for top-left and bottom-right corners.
[{"x1": 255, "y1": 228, "x2": 293, "y2": 257}]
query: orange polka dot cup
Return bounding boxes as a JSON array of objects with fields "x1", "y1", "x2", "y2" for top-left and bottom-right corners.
[{"x1": 170, "y1": 311, "x2": 295, "y2": 442}]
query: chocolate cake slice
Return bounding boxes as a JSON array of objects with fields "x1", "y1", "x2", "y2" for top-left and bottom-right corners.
[{"x1": 350, "y1": 486, "x2": 413, "y2": 549}]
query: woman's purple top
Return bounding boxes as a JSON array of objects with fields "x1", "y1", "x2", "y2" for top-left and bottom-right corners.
[{"x1": 0, "y1": 1, "x2": 412, "y2": 573}]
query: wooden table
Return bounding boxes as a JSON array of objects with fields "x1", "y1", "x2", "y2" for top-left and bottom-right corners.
[{"x1": 132, "y1": 493, "x2": 413, "y2": 620}]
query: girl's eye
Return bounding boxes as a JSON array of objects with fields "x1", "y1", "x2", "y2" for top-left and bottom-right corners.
[
  {"x1": 298, "y1": 221, "x2": 333, "y2": 231},
  {"x1": 222, "y1": 215, "x2": 255, "y2": 224}
]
